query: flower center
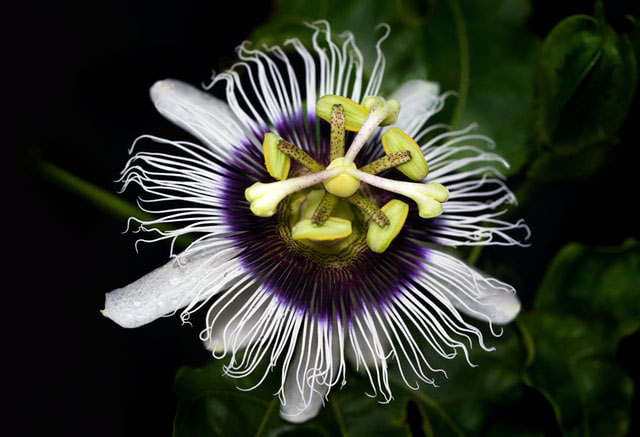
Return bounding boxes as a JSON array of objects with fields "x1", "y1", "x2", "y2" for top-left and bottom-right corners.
[{"x1": 244, "y1": 94, "x2": 451, "y2": 253}]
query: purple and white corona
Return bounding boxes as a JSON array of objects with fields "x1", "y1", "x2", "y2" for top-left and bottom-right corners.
[{"x1": 103, "y1": 22, "x2": 530, "y2": 423}]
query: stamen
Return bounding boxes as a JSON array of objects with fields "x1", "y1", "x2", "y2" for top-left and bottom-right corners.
[
  {"x1": 311, "y1": 192, "x2": 339, "y2": 225},
  {"x1": 359, "y1": 151, "x2": 411, "y2": 175},
  {"x1": 343, "y1": 97, "x2": 400, "y2": 165},
  {"x1": 245, "y1": 167, "x2": 341, "y2": 217},
  {"x1": 347, "y1": 168, "x2": 449, "y2": 218},
  {"x1": 330, "y1": 104, "x2": 345, "y2": 161},
  {"x1": 347, "y1": 193, "x2": 389, "y2": 227},
  {"x1": 277, "y1": 139, "x2": 324, "y2": 173}
]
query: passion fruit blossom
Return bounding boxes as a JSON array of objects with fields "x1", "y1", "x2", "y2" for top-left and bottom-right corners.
[{"x1": 103, "y1": 21, "x2": 530, "y2": 423}]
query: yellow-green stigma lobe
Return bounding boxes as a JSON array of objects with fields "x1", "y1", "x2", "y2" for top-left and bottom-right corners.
[{"x1": 322, "y1": 157, "x2": 360, "y2": 198}]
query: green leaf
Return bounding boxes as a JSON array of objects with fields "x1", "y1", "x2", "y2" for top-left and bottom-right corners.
[
  {"x1": 519, "y1": 240, "x2": 639, "y2": 436},
  {"x1": 534, "y1": 239, "x2": 640, "y2": 337},
  {"x1": 630, "y1": 16, "x2": 640, "y2": 61},
  {"x1": 529, "y1": 15, "x2": 637, "y2": 182},
  {"x1": 423, "y1": 0, "x2": 539, "y2": 175},
  {"x1": 533, "y1": 15, "x2": 604, "y2": 145},
  {"x1": 175, "y1": 321, "x2": 558, "y2": 436},
  {"x1": 173, "y1": 360, "x2": 411, "y2": 436},
  {"x1": 403, "y1": 324, "x2": 557, "y2": 436}
]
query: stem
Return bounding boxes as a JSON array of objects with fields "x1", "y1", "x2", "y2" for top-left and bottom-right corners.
[
  {"x1": 449, "y1": 0, "x2": 469, "y2": 129},
  {"x1": 37, "y1": 160, "x2": 151, "y2": 222},
  {"x1": 37, "y1": 160, "x2": 194, "y2": 247},
  {"x1": 467, "y1": 246, "x2": 483, "y2": 265}
]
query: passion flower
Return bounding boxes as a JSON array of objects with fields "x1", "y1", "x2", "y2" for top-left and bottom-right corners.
[{"x1": 103, "y1": 21, "x2": 530, "y2": 423}]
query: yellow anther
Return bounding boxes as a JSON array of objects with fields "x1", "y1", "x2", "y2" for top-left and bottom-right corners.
[
  {"x1": 316, "y1": 95, "x2": 369, "y2": 132},
  {"x1": 366, "y1": 199, "x2": 409, "y2": 253},
  {"x1": 291, "y1": 217, "x2": 353, "y2": 241},
  {"x1": 322, "y1": 158, "x2": 361, "y2": 198},
  {"x1": 300, "y1": 189, "x2": 325, "y2": 221},
  {"x1": 382, "y1": 128, "x2": 428, "y2": 181},
  {"x1": 262, "y1": 133, "x2": 290, "y2": 180}
]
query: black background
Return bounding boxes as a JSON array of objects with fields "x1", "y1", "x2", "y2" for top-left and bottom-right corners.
[{"x1": 9, "y1": 1, "x2": 639, "y2": 436}]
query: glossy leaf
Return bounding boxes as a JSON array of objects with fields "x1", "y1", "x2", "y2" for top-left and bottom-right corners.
[
  {"x1": 519, "y1": 240, "x2": 639, "y2": 436},
  {"x1": 421, "y1": 0, "x2": 538, "y2": 175},
  {"x1": 529, "y1": 15, "x2": 637, "y2": 181},
  {"x1": 173, "y1": 360, "x2": 411, "y2": 436}
]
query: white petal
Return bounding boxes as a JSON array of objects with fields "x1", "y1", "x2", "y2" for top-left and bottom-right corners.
[
  {"x1": 103, "y1": 250, "x2": 237, "y2": 328},
  {"x1": 454, "y1": 286, "x2": 521, "y2": 325},
  {"x1": 389, "y1": 80, "x2": 440, "y2": 137},
  {"x1": 150, "y1": 79, "x2": 249, "y2": 153},
  {"x1": 280, "y1": 321, "x2": 339, "y2": 423},
  {"x1": 280, "y1": 369, "x2": 327, "y2": 423},
  {"x1": 202, "y1": 287, "x2": 265, "y2": 354},
  {"x1": 426, "y1": 249, "x2": 521, "y2": 325}
]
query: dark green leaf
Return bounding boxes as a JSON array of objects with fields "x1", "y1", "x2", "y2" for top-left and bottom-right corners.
[
  {"x1": 173, "y1": 360, "x2": 411, "y2": 436},
  {"x1": 519, "y1": 240, "x2": 639, "y2": 436},
  {"x1": 529, "y1": 15, "x2": 637, "y2": 182},
  {"x1": 405, "y1": 324, "x2": 555, "y2": 436},
  {"x1": 533, "y1": 15, "x2": 605, "y2": 145},
  {"x1": 423, "y1": 0, "x2": 539, "y2": 175},
  {"x1": 533, "y1": 239, "x2": 640, "y2": 338},
  {"x1": 630, "y1": 16, "x2": 640, "y2": 61}
]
